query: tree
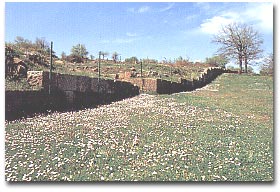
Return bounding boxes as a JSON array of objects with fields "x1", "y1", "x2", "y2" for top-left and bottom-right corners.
[
  {"x1": 212, "y1": 22, "x2": 263, "y2": 73},
  {"x1": 143, "y1": 58, "x2": 158, "y2": 64},
  {"x1": 71, "y1": 44, "x2": 88, "y2": 58},
  {"x1": 175, "y1": 56, "x2": 189, "y2": 65},
  {"x1": 177, "y1": 56, "x2": 183, "y2": 62},
  {"x1": 61, "y1": 52, "x2": 67, "y2": 60},
  {"x1": 125, "y1": 56, "x2": 139, "y2": 64},
  {"x1": 35, "y1": 37, "x2": 49, "y2": 52},
  {"x1": 205, "y1": 55, "x2": 229, "y2": 68},
  {"x1": 260, "y1": 53, "x2": 273, "y2": 76},
  {"x1": 112, "y1": 52, "x2": 119, "y2": 63},
  {"x1": 100, "y1": 51, "x2": 109, "y2": 60},
  {"x1": 14, "y1": 36, "x2": 33, "y2": 54},
  {"x1": 66, "y1": 54, "x2": 83, "y2": 63},
  {"x1": 89, "y1": 55, "x2": 94, "y2": 60}
]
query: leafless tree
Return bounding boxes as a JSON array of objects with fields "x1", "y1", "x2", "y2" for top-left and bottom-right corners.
[
  {"x1": 112, "y1": 52, "x2": 119, "y2": 63},
  {"x1": 35, "y1": 37, "x2": 49, "y2": 52},
  {"x1": 100, "y1": 51, "x2": 109, "y2": 60},
  {"x1": 212, "y1": 23, "x2": 263, "y2": 73},
  {"x1": 260, "y1": 53, "x2": 273, "y2": 75}
]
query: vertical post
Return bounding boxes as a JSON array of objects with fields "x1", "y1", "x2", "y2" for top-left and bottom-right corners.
[
  {"x1": 140, "y1": 60, "x2": 143, "y2": 78},
  {"x1": 49, "y1": 41, "x2": 53, "y2": 95},
  {"x1": 170, "y1": 64, "x2": 172, "y2": 82},
  {"x1": 98, "y1": 51, "x2": 101, "y2": 82},
  {"x1": 119, "y1": 55, "x2": 122, "y2": 68}
]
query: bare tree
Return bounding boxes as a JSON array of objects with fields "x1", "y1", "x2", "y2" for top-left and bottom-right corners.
[
  {"x1": 61, "y1": 51, "x2": 67, "y2": 60},
  {"x1": 260, "y1": 53, "x2": 273, "y2": 76},
  {"x1": 212, "y1": 23, "x2": 263, "y2": 73},
  {"x1": 100, "y1": 51, "x2": 109, "y2": 60},
  {"x1": 242, "y1": 26, "x2": 263, "y2": 73},
  {"x1": 14, "y1": 36, "x2": 33, "y2": 54},
  {"x1": 112, "y1": 52, "x2": 119, "y2": 63},
  {"x1": 35, "y1": 37, "x2": 49, "y2": 53}
]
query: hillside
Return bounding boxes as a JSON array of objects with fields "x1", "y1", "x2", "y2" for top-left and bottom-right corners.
[{"x1": 5, "y1": 44, "x2": 217, "y2": 90}]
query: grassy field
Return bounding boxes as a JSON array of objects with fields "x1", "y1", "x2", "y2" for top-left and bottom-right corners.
[{"x1": 5, "y1": 73, "x2": 273, "y2": 181}]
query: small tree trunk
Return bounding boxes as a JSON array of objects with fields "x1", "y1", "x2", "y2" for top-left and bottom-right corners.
[
  {"x1": 239, "y1": 56, "x2": 243, "y2": 74},
  {"x1": 244, "y1": 57, "x2": 248, "y2": 73}
]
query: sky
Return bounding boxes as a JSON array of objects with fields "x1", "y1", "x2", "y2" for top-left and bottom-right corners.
[{"x1": 5, "y1": 2, "x2": 273, "y2": 68}]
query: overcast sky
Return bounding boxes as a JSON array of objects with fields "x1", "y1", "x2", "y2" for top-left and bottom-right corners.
[{"x1": 5, "y1": 2, "x2": 273, "y2": 64}]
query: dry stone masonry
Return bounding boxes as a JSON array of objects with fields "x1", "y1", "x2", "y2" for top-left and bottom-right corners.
[
  {"x1": 125, "y1": 67, "x2": 225, "y2": 93},
  {"x1": 6, "y1": 67, "x2": 226, "y2": 120}
]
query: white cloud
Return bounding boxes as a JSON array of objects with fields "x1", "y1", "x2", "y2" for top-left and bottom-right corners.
[
  {"x1": 200, "y1": 15, "x2": 236, "y2": 34},
  {"x1": 138, "y1": 6, "x2": 150, "y2": 13},
  {"x1": 128, "y1": 3, "x2": 174, "y2": 14},
  {"x1": 127, "y1": 6, "x2": 150, "y2": 13},
  {"x1": 244, "y1": 3, "x2": 273, "y2": 32},
  {"x1": 199, "y1": 3, "x2": 273, "y2": 35},
  {"x1": 159, "y1": 3, "x2": 174, "y2": 12}
]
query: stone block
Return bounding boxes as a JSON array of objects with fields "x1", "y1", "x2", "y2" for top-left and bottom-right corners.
[{"x1": 57, "y1": 74, "x2": 78, "y2": 91}]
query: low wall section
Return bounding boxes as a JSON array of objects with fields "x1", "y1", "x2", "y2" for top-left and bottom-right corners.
[
  {"x1": 6, "y1": 72, "x2": 139, "y2": 120},
  {"x1": 126, "y1": 67, "x2": 225, "y2": 93},
  {"x1": 6, "y1": 67, "x2": 225, "y2": 120}
]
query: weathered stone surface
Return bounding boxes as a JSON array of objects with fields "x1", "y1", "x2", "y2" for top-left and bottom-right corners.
[
  {"x1": 57, "y1": 74, "x2": 78, "y2": 91},
  {"x1": 27, "y1": 71, "x2": 45, "y2": 88},
  {"x1": 76, "y1": 76, "x2": 91, "y2": 92},
  {"x1": 26, "y1": 67, "x2": 225, "y2": 94}
]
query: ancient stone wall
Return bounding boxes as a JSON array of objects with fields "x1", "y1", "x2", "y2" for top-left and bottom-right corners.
[
  {"x1": 5, "y1": 90, "x2": 67, "y2": 120},
  {"x1": 27, "y1": 67, "x2": 224, "y2": 95},
  {"x1": 124, "y1": 78, "x2": 158, "y2": 93},
  {"x1": 7, "y1": 72, "x2": 140, "y2": 120},
  {"x1": 125, "y1": 67, "x2": 225, "y2": 94},
  {"x1": 7, "y1": 68, "x2": 225, "y2": 120}
]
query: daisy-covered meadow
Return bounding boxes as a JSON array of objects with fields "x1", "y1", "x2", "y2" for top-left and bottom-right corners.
[{"x1": 5, "y1": 74, "x2": 273, "y2": 181}]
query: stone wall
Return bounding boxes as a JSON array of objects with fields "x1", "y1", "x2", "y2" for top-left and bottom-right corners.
[
  {"x1": 6, "y1": 68, "x2": 225, "y2": 120},
  {"x1": 5, "y1": 90, "x2": 67, "y2": 121},
  {"x1": 7, "y1": 72, "x2": 140, "y2": 120},
  {"x1": 125, "y1": 78, "x2": 158, "y2": 93},
  {"x1": 27, "y1": 71, "x2": 139, "y2": 95},
  {"x1": 125, "y1": 67, "x2": 225, "y2": 93},
  {"x1": 27, "y1": 67, "x2": 225, "y2": 95}
]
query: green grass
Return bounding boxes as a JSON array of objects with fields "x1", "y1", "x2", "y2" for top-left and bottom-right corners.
[
  {"x1": 5, "y1": 74, "x2": 273, "y2": 181},
  {"x1": 5, "y1": 77, "x2": 41, "y2": 91},
  {"x1": 52, "y1": 61, "x2": 208, "y2": 81},
  {"x1": 5, "y1": 60, "x2": 210, "y2": 90}
]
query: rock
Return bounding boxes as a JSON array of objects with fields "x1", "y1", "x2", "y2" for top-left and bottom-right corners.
[
  {"x1": 54, "y1": 60, "x2": 64, "y2": 64},
  {"x1": 12, "y1": 58, "x2": 28, "y2": 77},
  {"x1": 27, "y1": 71, "x2": 44, "y2": 87}
]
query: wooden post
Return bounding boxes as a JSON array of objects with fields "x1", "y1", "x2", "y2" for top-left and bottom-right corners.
[
  {"x1": 170, "y1": 64, "x2": 172, "y2": 82},
  {"x1": 98, "y1": 51, "x2": 101, "y2": 82},
  {"x1": 49, "y1": 41, "x2": 53, "y2": 95},
  {"x1": 140, "y1": 60, "x2": 143, "y2": 77}
]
